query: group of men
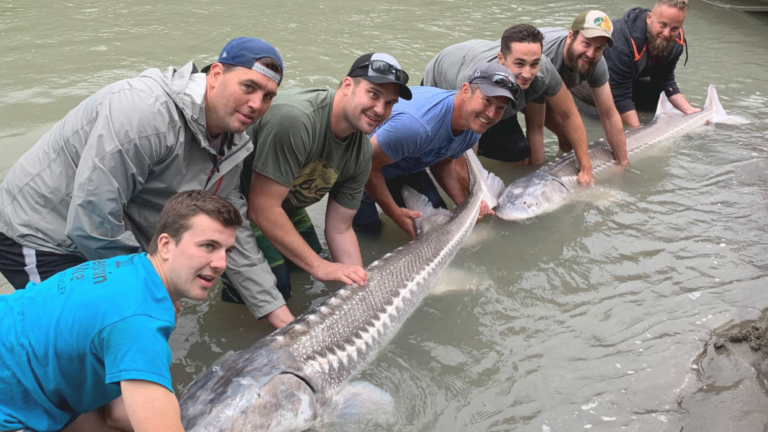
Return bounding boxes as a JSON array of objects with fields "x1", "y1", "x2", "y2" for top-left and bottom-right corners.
[{"x1": 0, "y1": 0, "x2": 695, "y2": 430}]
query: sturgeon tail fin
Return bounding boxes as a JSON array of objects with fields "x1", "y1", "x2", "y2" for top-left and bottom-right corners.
[
  {"x1": 464, "y1": 150, "x2": 503, "y2": 208},
  {"x1": 704, "y1": 84, "x2": 749, "y2": 125},
  {"x1": 402, "y1": 186, "x2": 452, "y2": 236}
]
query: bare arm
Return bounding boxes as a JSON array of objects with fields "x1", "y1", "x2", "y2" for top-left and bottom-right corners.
[
  {"x1": 547, "y1": 85, "x2": 594, "y2": 185},
  {"x1": 430, "y1": 155, "x2": 493, "y2": 220},
  {"x1": 120, "y1": 380, "x2": 184, "y2": 432},
  {"x1": 523, "y1": 104, "x2": 546, "y2": 165},
  {"x1": 592, "y1": 83, "x2": 629, "y2": 166},
  {"x1": 247, "y1": 172, "x2": 366, "y2": 286},
  {"x1": 364, "y1": 136, "x2": 422, "y2": 238},
  {"x1": 621, "y1": 110, "x2": 642, "y2": 129},
  {"x1": 325, "y1": 198, "x2": 364, "y2": 268},
  {"x1": 668, "y1": 93, "x2": 701, "y2": 115}
]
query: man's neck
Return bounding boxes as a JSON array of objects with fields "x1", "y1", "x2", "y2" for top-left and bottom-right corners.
[
  {"x1": 148, "y1": 253, "x2": 178, "y2": 303},
  {"x1": 450, "y1": 91, "x2": 468, "y2": 136},
  {"x1": 330, "y1": 90, "x2": 354, "y2": 141}
]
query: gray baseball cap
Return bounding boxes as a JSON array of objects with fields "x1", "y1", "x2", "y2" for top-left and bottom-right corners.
[{"x1": 467, "y1": 63, "x2": 521, "y2": 106}]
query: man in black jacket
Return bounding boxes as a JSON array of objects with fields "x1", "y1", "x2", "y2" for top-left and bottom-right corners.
[{"x1": 572, "y1": 0, "x2": 699, "y2": 128}]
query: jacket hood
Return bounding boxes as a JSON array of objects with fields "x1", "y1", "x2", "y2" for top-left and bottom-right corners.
[
  {"x1": 140, "y1": 62, "x2": 209, "y2": 150},
  {"x1": 622, "y1": 7, "x2": 651, "y2": 43}
]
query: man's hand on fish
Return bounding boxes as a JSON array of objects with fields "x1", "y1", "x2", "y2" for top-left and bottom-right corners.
[
  {"x1": 394, "y1": 207, "x2": 422, "y2": 239},
  {"x1": 312, "y1": 260, "x2": 369, "y2": 287},
  {"x1": 478, "y1": 200, "x2": 495, "y2": 221},
  {"x1": 577, "y1": 168, "x2": 595, "y2": 186}
]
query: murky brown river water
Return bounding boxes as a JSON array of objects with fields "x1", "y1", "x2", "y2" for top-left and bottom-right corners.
[{"x1": 2, "y1": 0, "x2": 768, "y2": 430}]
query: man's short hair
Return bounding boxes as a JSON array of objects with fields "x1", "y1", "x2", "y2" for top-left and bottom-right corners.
[
  {"x1": 500, "y1": 24, "x2": 544, "y2": 59},
  {"x1": 654, "y1": 0, "x2": 689, "y2": 10},
  {"x1": 221, "y1": 57, "x2": 282, "y2": 76},
  {"x1": 148, "y1": 190, "x2": 242, "y2": 255}
]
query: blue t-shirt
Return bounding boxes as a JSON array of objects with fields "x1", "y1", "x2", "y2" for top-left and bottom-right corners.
[
  {"x1": 374, "y1": 86, "x2": 481, "y2": 180},
  {"x1": 0, "y1": 253, "x2": 176, "y2": 432}
]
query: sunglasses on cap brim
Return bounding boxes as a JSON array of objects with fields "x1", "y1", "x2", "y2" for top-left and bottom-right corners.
[
  {"x1": 355, "y1": 60, "x2": 409, "y2": 86},
  {"x1": 470, "y1": 73, "x2": 522, "y2": 102}
]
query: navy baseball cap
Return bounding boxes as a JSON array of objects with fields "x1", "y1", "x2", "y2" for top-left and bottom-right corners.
[
  {"x1": 347, "y1": 53, "x2": 412, "y2": 100},
  {"x1": 205, "y1": 37, "x2": 284, "y2": 85}
]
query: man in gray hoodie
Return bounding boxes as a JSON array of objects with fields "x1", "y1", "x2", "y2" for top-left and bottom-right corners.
[{"x1": 0, "y1": 37, "x2": 294, "y2": 328}]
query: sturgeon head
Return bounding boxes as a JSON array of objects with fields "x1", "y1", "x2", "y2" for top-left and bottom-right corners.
[
  {"x1": 179, "y1": 150, "x2": 487, "y2": 431},
  {"x1": 495, "y1": 170, "x2": 570, "y2": 221}
]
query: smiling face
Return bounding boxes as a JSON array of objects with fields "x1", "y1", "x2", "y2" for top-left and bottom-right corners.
[
  {"x1": 565, "y1": 32, "x2": 609, "y2": 75},
  {"x1": 460, "y1": 84, "x2": 509, "y2": 134},
  {"x1": 498, "y1": 42, "x2": 541, "y2": 90},
  {"x1": 205, "y1": 63, "x2": 279, "y2": 135},
  {"x1": 646, "y1": 5, "x2": 686, "y2": 58},
  {"x1": 159, "y1": 213, "x2": 237, "y2": 302},
  {"x1": 339, "y1": 78, "x2": 400, "y2": 135}
]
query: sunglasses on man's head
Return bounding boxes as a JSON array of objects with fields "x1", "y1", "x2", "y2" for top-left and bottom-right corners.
[
  {"x1": 470, "y1": 73, "x2": 522, "y2": 102},
  {"x1": 356, "y1": 60, "x2": 409, "y2": 85}
]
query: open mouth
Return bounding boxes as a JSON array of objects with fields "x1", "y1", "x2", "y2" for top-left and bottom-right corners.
[
  {"x1": 197, "y1": 274, "x2": 216, "y2": 287},
  {"x1": 363, "y1": 111, "x2": 380, "y2": 124},
  {"x1": 478, "y1": 116, "x2": 491, "y2": 124}
]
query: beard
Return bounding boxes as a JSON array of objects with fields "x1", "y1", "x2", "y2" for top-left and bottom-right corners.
[
  {"x1": 565, "y1": 39, "x2": 597, "y2": 75},
  {"x1": 646, "y1": 25, "x2": 675, "y2": 59}
]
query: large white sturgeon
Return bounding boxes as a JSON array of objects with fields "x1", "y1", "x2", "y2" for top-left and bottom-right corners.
[
  {"x1": 495, "y1": 85, "x2": 742, "y2": 221},
  {"x1": 179, "y1": 150, "x2": 487, "y2": 431}
]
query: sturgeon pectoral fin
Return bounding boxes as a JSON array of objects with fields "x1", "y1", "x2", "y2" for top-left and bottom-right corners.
[
  {"x1": 315, "y1": 381, "x2": 398, "y2": 432},
  {"x1": 465, "y1": 150, "x2": 505, "y2": 208},
  {"x1": 402, "y1": 185, "x2": 453, "y2": 236}
]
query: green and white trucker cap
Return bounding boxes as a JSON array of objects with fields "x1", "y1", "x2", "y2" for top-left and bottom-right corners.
[{"x1": 571, "y1": 10, "x2": 615, "y2": 47}]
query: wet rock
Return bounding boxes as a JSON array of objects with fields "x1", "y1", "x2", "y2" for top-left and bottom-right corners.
[
  {"x1": 728, "y1": 331, "x2": 744, "y2": 343},
  {"x1": 714, "y1": 338, "x2": 725, "y2": 349}
]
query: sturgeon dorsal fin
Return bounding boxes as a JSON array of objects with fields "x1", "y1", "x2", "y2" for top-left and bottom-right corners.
[
  {"x1": 653, "y1": 91, "x2": 683, "y2": 119},
  {"x1": 464, "y1": 150, "x2": 504, "y2": 209},
  {"x1": 402, "y1": 186, "x2": 452, "y2": 236}
]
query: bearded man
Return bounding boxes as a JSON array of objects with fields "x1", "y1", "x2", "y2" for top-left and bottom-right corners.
[
  {"x1": 571, "y1": 0, "x2": 699, "y2": 128},
  {"x1": 539, "y1": 10, "x2": 628, "y2": 165}
]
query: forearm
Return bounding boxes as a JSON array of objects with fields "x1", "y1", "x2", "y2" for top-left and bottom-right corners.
[
  {"x1": 668, "y1": 93, "x2": 697, "y2": 114},
  {"x1": 325, "y1": 225, "x2": 363, "y2": 267},
  {"x1": 365, "y1": 170, "x2": 400, "y2": 219},
  {"x1": 251, "y1": 206, "x2": 323, "y2": 274},
  {"x1": 601, "y1": 110, "x2": 629, "y2": 163},
  {"x1": 431, "y1": 158, "x2": 467, "y2": 205},
  {"x1": 523, "y1": 108, "x2": 546, "y2": 164},
  {"x1": 562, "y1": 115, "x2": 592, "y2": 172},
  {"x1": 620, "y1": 110, "x2": 641, "y2": 129}
]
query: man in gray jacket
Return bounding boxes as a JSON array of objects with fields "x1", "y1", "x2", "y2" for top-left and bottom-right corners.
[{"x1": 0, "y1": 37, "x2": 294, "y2": 328}]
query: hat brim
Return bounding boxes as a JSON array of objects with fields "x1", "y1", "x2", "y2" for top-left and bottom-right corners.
[
  {"x1": 580, "y1": 29, "x2": 615, "y2": 47},
  {"x1": 361, "y1": 76, "x2": 413, "y2": 100},
  {"x1": 477, "y1": 83, "x2": 516, "y2": 104}
]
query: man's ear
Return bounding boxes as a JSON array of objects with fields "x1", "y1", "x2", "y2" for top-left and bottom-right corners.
[
  {"x1": 340, "y1": 76, "x2": 355, "y2": 96},
  {"x1": 156, "y1": 233, "x2": 174, "y2": 260}
]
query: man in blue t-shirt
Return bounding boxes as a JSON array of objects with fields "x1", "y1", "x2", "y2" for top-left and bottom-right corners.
[
  {"x1": 0, "y1": 190, "x2": 242, "y2": 432},
  {"x1": 353, "y1": 63, "x2": 518, "y2": 238}
]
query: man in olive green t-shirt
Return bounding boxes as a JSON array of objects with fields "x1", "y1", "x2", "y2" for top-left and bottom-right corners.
[{"x1": 243, "y1": 53, "x2": 411, "y2": 325}]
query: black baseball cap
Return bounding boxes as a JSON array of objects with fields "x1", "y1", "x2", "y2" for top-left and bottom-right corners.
[{"x1": 347, "y1": 53, "x2": 412, "y2": 100}]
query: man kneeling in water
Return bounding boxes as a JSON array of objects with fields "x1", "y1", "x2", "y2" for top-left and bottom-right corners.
[{"x1": 0, "y1": 190, "x2": 241, "y2": 432}]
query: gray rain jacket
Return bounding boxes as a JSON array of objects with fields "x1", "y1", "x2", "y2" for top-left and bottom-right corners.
[{"x1": 0, "y1": 61, "x2": 283, "y2": 318}]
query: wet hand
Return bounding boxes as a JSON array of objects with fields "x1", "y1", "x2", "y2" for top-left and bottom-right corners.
[
  {"x1": 684, "y1": 106, "x2": 702, "y2": 115},
  {"x1": 312, "y1": 260, "x2": 368, "y2": 286},
  {"x1": 394, "y1": 207, "x2": 422, "y2": 239},
  {"x1": 477, "y1": 200, "x2": 495, "y2": 222},
  {"x1": 577, "y1": 169, "x2": 595, "y2": 187}
]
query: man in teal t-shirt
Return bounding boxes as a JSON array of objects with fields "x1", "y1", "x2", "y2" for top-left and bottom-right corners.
[
  {"x1": 0, "y1": 190, "x2": 242, "y2": 432},
  {"x1": 242, "y1": 53, "x2": 411, "y2": 319}
]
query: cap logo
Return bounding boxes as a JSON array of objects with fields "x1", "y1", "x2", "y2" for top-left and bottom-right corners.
[
  {"x1": 222, "y1": 52, "x2": 227, "y2": 58},
  {"x1": 593, "y1": 16, "x2": 612, "y2": 32}
]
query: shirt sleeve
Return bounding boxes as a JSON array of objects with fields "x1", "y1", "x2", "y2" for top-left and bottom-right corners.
[
  {"x1": 95, "y1": 315, "x2": 175, "y2": 393},
  {"x1": 526, "y1": 57, "x2": 563, "y2": 104},
  {"x1": 219, "y1": 164, "x2": 284, "y2": 318},
  {"x1": 66, "y1": 90, "x2": 175, "y2": 260},
  {"x1": 250, "y1": 107, "x2": 311, "y2": 187},
  {"x1": 605, "y1": 41, "x2": 638, "y2": 114},
  {"x1": 374, "y1": 113, "x2": 431, "y2": 162},
  {"x1": 588, "y1": 58, "x2": 610, "y2": 88},
  {"x1": 328, "y1": 138, "x2": 372, "y2": 210},
  {"x1": 649, "y1": 53, "x2": 681, "y2": 99}
]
